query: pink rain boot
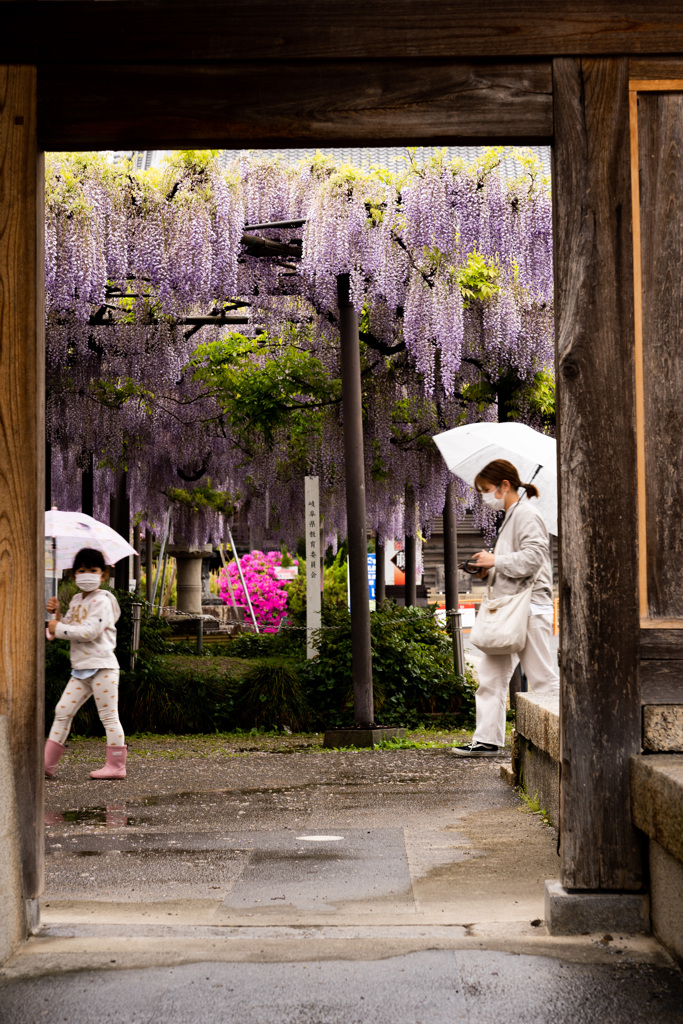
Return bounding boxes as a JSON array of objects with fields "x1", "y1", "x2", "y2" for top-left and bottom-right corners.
[
  {"x1": 44, "y1": 739, "x2": 66, "y2": 779},
  {"x1": 89, "y1": 745, "x2": 127, "y2": 780}
]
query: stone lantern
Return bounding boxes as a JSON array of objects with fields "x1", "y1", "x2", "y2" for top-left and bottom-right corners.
[{"x1": 166, "y1": 543, "x2": 213, "y2": 615}]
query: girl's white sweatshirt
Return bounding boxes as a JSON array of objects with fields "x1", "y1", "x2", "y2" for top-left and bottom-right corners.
[{"x1": 53, "y1": 588, "x2": 121, "y2": 669}]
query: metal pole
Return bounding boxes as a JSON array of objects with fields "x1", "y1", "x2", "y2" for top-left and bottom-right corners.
[
  {"x1": 217, "y1": 541, "x2": 238, "y2": 610},
  {"x1": 337, "y1": 273, "x2": 373, "y2": 728},
  {"x1": 443, "y1": 478, "x2": 464, "y2": 676},
  {"x1": 196, "y1": 615, "x2": 204, "y2": 655},
  {"x1": 156, "y1": 550, "x2": 169, "y2": 615},
  {"x1": 130, "y1": 602, "x2": 142, "y2": 671},
  {"x1": 151, "y1": 508, "x2": 171, "y2": 608},
  {"x1": 226, "y1": 526, "x2": 259, "y2": 633}
]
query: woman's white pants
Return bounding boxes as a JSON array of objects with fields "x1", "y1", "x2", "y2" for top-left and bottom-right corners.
[{"x1": 472, "y1": 614, "x2": 559, "y2": 748}]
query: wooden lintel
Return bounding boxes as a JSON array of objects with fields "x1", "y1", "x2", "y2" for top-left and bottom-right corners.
[
  {"x1": 3, "y1": 4, "x2": 683, "y2": 62},
  {"x1": 36, "y1": 60, "x2": 553, "y2": 150}
]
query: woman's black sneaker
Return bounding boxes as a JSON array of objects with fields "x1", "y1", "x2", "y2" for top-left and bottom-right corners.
[{"x1": 451, "y1": 741, "x2": 499, "y2": 757}]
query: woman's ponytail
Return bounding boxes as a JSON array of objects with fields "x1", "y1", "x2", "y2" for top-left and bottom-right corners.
[{"x1": 522, "y1": 481, "x2": 540, "y2": 499}]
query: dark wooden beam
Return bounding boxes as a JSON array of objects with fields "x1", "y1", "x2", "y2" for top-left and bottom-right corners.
[
  {"x1": 37, "y1": 60, "x2": 553, "y2": 150},
  {"x1": 630, "y1": 57, "x2": 683, "y2": 78},
  {"x1": 640, "y1": 664, "x2": 683, "y2": 704},
  {"x1": 640, "y1": 628, "x2": 683, "y2": 659},
  {"x1": 4, "y1": 3, "x2": 683, "y2": 63},
  {"x1": 0, "y1": 66, "x2": 45, "y2": 901},
  {"x1": 553, "y1": 57, "x2": 642, "y2": 891}
]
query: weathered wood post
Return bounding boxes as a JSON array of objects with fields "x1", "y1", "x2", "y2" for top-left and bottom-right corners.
[
  {"x1": 375, "y1": 538, "x2": 385, "y2": 608},
  {"x1": 45, "y1": 439, "x2": 51, "y2": 510},
  {"x1": 0, "y1": 66, "x2": 45, "y2": 904},
  {"x1": 404, "y1": 485, "x2": 417, "y2": 607},
  {"x1": 553, "y1": 57, "x2": 642, "y2": 895},
  {"x1": 337, "y1": 273, "x2": 373, "y2": 728}
]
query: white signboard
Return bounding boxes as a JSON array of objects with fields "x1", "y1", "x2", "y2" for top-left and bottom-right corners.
[{"x1": 305, "y1": 476, "x2": 321, "y2": 658}]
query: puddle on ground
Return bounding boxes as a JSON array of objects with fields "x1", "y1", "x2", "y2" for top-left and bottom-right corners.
[{"x1": 45, "y1": 805, "x2": 135, "y2": 828}]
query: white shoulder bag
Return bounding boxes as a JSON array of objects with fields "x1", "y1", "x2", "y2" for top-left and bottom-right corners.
[
  {"x1": 469, "y1": 501, "x2": 541, "y2": 656},
  {"x1": 470, "y1": 566, "x2": 539, "y2": 656}
]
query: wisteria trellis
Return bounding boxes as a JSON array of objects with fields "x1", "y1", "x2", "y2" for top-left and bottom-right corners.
[{"x1": 45, "y1": 148, "x2": 554, "y2": 548}]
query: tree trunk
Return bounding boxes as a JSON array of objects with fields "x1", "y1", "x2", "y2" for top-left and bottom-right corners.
[
  {"x1": 145, "y1": 529, "x2": 154, "y2": 605},
  {"x1": 81, "y1": 451, "x2": 93, "y2": 517},
  {"x1": 133, "y1": 523, "x2": 141, "y2": 591},
  {"x1": 443, "y1": 480, "x2": 459, "y2": 612},
  {"x1": 337, "y1": 273, "x2": 373, "y2": 728},
  {"x1": 113, "y1": 471, "x2": 129, "y2": 592}
]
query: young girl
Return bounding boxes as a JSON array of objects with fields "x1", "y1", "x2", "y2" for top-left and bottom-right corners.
[
  {"x1": 44, "y1": 547, "x2": 126, "y2": 780},
  {"x1": 452, "y1": 459, "x2": 559, "y2": 757}
]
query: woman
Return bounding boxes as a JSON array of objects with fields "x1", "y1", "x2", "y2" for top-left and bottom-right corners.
[{"x1": 453, "y1": 459, "x2": 559, "y2": 757}]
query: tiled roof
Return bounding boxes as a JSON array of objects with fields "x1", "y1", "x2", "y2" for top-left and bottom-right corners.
[
  {"x1": 113, "y1": 146, "x2": 551, "y2": 183},
  {"x1": 218, "y1": 145, "x2": 551, "y2": 181}
]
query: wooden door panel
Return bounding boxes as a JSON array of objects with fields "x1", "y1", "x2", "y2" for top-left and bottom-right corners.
[{"x1": 638, "y1": 91, "x2": 683, "y2": 620}]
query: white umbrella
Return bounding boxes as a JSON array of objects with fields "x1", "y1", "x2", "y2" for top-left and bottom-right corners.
[
  {"x1": 433, "y1": 422, "x2": 558, "y2": 535},
  {"x1": 45, "y1": 509, "x2": 137, "y2": 572}
]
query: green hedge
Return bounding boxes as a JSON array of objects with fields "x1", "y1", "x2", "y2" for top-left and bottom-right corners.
[{"x1": 45, "y1": 596, "x2": 476, "y2": 736}]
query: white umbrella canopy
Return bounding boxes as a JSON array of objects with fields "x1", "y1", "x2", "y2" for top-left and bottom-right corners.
[
  {"x1": 433, "y1": 421, "x2": 558, "y2": 535},
  {"x1": 45, "y1": 509, "x2": 137, "y2": 572}
]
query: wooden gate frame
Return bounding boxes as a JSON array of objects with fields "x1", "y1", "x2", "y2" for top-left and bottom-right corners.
[{"x1": 3, "y1": 2, "x2": 683, "y2": 906}]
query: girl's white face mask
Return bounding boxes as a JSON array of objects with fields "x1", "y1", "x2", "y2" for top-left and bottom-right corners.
[
  {"x1": 75, "y1": 573, "x2": 101, "y2": 592},
  {"x1": 481, "y1": 489, "x2": 505, "y2": 511}
]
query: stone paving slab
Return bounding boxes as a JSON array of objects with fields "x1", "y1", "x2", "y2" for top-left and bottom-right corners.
[{"x1": 1, "y1": 949, "x2": 682, "y2": 1024}]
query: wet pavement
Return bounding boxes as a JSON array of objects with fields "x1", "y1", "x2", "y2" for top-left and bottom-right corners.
[
  {"x1": 2, "y1": 949, "x2": 682, "y2": 1023},
  {"x1": 1, "y1": 735, "x2": 681, "y2": 1022}
]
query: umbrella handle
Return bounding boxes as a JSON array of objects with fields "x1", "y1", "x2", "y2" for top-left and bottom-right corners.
[{"x1": 521, "y1": 463, "x2": 542, "y2": 498}]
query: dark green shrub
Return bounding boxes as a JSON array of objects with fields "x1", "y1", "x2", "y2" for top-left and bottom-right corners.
[
  {"x1": 300, "y1": 603, "x2": 476, "y2": 729},
  {"x1": 220, "y1": 628, "x2": 305, "y2": 660},
  {"x1": 234, "y1": 658, "x2": 310, "y2": 731}
]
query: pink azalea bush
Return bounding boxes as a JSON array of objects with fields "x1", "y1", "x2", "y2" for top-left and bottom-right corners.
[{"x1": 219, "y1": 550, "x2": 295, "y2": 633}]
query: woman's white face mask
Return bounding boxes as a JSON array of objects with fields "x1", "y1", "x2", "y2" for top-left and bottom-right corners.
[
  {"x1": 75, "y1": 573, "x2": 102, "y2": 592},
  {"x1": 481, "y1": 488, "x2": 505, "y2": 512}
]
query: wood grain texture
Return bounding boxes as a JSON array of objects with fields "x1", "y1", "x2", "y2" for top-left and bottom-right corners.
[
  {"x1": 0, "y1": 66, "x2": 44, "y2": 899},
  {"x1": 553, "y1": 57, "x2": 643, "y2": 890},
  {"x1": 640, "y1": 628, "x2": 683, "y2": 658},
  {"x1": 637, "y1": 92, "x2": 683, "y2": 620},
  {"x1": 630, "y1": 90, "x2": 648, "y2": 619},
  {"x1": 630, "y1": 59, "x2": 683, "y2": 80},
  {"x1": 4, "y1": 3, "x2": 683, "y2": 62},
  {"x1": 640, "y1": 663, "x2": 683, "y2": 703},
  {"x1": 37, "y1": 61, "x2": 552, "y2": 150}
]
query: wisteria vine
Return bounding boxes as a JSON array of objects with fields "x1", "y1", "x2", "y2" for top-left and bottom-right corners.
[{"x1": 45, "y1": 147, "x2": 554, "y2": 547}]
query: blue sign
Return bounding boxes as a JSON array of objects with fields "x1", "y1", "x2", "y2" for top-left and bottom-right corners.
[{"x1": 367, "y1": 553, "x2": 376, "y2": 600}]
